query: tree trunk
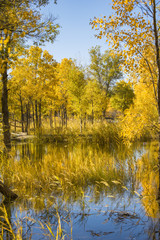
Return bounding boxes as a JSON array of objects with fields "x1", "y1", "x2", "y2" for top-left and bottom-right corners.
[
  {"x1": 1, "y1": 61, "x2": 11, "y2": 150},
  {"x1": 38, "y1": 100, "x2": 41, "y2": 128},
  {"x1": 84, "y1": 112, "x2": 86, "y2": 129},
  {"x1": 13, "y1": 112, "x2": 16, "y2": 132},
  {"x1": 0, "y1": 39, "x2": 18, "y2": 200},
  {"x1": 102, "y1": 108, "x2": 106, "y2": 120},
  {"x1": 28, "y1": 102, "x2": 30, "y2": 131},
  {"x1": 35, "y1": 100, "x2": 38, "y2": 128},
  {"x1": 80, "y1": 117, "x2": 83, "y2": 133},
  {"x1": 54, "y1": 111, "x2": 57, "y2": 128},
  {"x1": 0, "y1": 181, "x2": 18, "y2": 202},
  {"x1": 50, "y1": 109, "x2": 53, "y2": 128},
  {"x1": 14, "y1": 119, "x2": 16, "y2": 132},
  {"x1": 32, "y1": 101, "x2": 35, "y2": 131},
  {"x1": 25, "y1": 103, "x2": 29, "y2": 134},
  {"x1": 61, "y1": 108, "x2": 64, "y2": 128},
  {"x1": 91, "y1": 100, "x2": 94, "y2": 125},
  {"x1": 20, "y1": 94, "x2": 24, "y2": 132},
  {"x1": 153, "y1": 0, "x2": 160, "y2": 200},
  {"x1": 65, "y1": 108, "x2": 67, "y2": 128}
]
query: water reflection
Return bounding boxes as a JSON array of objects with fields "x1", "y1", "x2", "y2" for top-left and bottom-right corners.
[{"x1": 1, "y1": 140, "x2": 160, "y2": 239}]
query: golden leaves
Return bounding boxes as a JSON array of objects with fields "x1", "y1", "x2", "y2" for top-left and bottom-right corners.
[{"x1": 3, "y1": 29, "x2": 8, "y2": 35}]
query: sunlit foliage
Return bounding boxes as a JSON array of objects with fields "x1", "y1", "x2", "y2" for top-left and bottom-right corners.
[{"x1": 111, "y1": 80, "x2": 135, "y2": 112}]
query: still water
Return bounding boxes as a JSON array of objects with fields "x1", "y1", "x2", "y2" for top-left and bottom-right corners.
[{"x1": 1, "y1": 140, "x2": 160, "y2": 239}]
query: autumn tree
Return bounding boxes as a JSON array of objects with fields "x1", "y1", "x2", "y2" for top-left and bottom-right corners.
[
  {"x1": 10, "y1": 46, "x2": 58, "y2": 132},
  {"x1": 84, "y1": 79, "x2": 106, "y2": 124},
  {"x1": 56, "y1": 58, "x2": 76, "y2": 128},
  {"x1": 110, "y1": 80, "x2": 135, "y2": 113},
  {"x1": 89, "y1": 46, "x2": 122, "y2": 94},
  {"x1": 88, "y1": 46, "x2": 122, "y2": 116},
  {"x1": 68, "y1": 65, "x2": 86, "y2": 132},
  {"x1": 39, "y1": 50, "x2": 58, "y2": 129},
  {"x1": 91, "y1": 0, "x2": 160, "y2": 137},
  {"x1": 0, "y1": 0, "x2": 59, "y2": 149}
]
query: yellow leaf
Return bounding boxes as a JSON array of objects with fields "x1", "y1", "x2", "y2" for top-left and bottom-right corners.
[{"x1": 112, "y1": 180, "x2": 121, "y2": 185}]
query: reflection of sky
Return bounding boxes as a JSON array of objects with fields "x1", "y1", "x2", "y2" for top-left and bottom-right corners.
[
  {"x1": 9, "y1": 141, "x2": 160, "y2": 239},
  {"x1": 11, "y1": 191, "x2": 154, "y2": 240}
]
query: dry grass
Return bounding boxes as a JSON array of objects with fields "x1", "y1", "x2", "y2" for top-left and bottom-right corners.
[{"x1": 0, "y1": 142, "x2": 129, "y2": 201}]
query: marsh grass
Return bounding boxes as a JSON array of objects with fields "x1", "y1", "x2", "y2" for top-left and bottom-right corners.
[
  {"x1": 0, "y1": 144, "x2": 129, "y2": 200},
  {"x1": 0, "y1": 139, "x2": 144, "y2": 239},
  {"x1": 37, "y1": 120, "x2": 121, "y2": 147},
  {"x1": 0, "y1": 203, "x2": 68, "y2": 240}
]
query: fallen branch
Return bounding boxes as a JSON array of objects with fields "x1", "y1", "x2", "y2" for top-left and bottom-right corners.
[{"x1": 0, "y1": 181, "x2": 18, "y2": 202}]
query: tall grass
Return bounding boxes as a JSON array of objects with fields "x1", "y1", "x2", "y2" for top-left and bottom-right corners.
[
  {"x1": 0, "y1": 141, "x2": 132, "y2": 239},
  {"x1": 0, "y1": 140, "x2": 155, "y2": 239},
  {"x1": 0, "y1": 142, "x2": 131, "y2": 201},
  {"x1": 37, "y1": 119, "x2": 122, "y2": 146},
  {"x1": 0, "y1": 204, "x2": 68, "y2": 240}
]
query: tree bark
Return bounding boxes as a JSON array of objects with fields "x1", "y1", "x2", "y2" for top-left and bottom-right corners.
[
  {"x1": 153, "y1": 1, "x2": 160, "y2": 120},
  {"x1": 0, "y1": 181, "x2": 18, "y2": 202},
  {"x1": 153, "y1": 0, "x2": 160, "y2": 200},
  {"x1": 65, "y1": 108, "x2": 67, "y2": 128},
  {"x1": 84, "y1": 112, "x2": 86, "y2": 129},
  {"x1": 1, "y1": 61, "x2": 11, "y2": 150},
  {"x1": 35, "y1": 100, "x2": 38, "y2": 128},
  {"x1": 61, "y1": 107, "x2": 64, "y2": 128},
  {"x1": 80, "y1": 117, "x2": 83, "y2": 133},
  {"x1": 38, "y1": 100, "x2": 41, "y2": 128},
  {"x1": 91, "y1": 100, "x2": 94, "y2": 125},
  {"x1": 14, "y1": 119, "x2": 16, "y2": 132},
  {"x1": 20, "y1": 94, "x2": 24, "y2": 132},
  {"x1": 32, "y1": 101, "x2": 35, "y2": 131},
  {"x1": 50, "y1": 109, "x2": 53, "y2": 128},
  {"x1": 54, "y1": 111, "x2": 57, "y2": 128},
  {"x1": 25, "y1": 103, "x2": 29, "y2": 134}
]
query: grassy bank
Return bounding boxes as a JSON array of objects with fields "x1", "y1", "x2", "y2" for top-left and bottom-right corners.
[
  {"x1": 11, "y1": 116, "x2": 157, "y2": 146},
  {"x1": 34, "y1": 120, "x2": 122, "y2": 146}
]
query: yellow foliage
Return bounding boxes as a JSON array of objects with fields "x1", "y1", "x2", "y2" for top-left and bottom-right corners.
[
  {"x1": 136, "y1": 143, "x2": 160, "y2": 218},
  {"x1": 91, "y1": 0, "x2": 154, "y2": 74},
  {"x1": 120, "y1": 82, "x2": 158, "y2": 142}
]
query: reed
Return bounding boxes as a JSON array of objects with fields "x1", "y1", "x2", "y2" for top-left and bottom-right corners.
[
  {"x1": 0, "y1": 143, "x2": 129, "y2": 201},
  {"x1": 0, "y1": 204, "x2": 67, "y2": 240},
  {"x1": 36, "y1": 119, "x2": 121, "y2": 146}
]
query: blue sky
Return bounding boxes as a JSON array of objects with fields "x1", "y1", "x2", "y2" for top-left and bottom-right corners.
[{"x1": 41, "y1": 0, "x2": 113, "y2": 66}]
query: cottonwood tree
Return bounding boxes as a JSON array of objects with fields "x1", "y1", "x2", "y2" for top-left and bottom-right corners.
[
  {"x1": 0, "y1": 0, "x2": 58, "y2": 201},
  {"x1": 88, "y1": 46, "x2": 122, "y2": 116},
  {"x1": 110, "y1": 80, "x2": 135, "y2": 113},
  {"x1": 84, "y1": 79, "x2": 106, "y2": 124},
  {"x1": 91, "y1": 0, "x2": 160, "y2": 199},
  {"x1": 10, "y1": 46, "x2": 58, "y2": 132},
  {"x1": 68, "y1": 65, "x2": 86, "y2": 132},
  {"x1": 56, "y1": 58, "x2": 75, "y2": 128},
  {"x1": 91, "y1": 0, "x2": 160, "y2": 136},
  {"x1": 89, "y1": 46, "x2": 122, "y2": 94},
  {"x1": 120, "y1": 80, "x2": 158, "y2": 142},
  {"x1": 0, "y1": 0, "x2": 59, "y2": 149}
]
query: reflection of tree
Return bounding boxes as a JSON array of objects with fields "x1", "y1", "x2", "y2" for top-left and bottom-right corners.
[
  {"x1": 135, "y1": 142, "x2": 160, "y2": 240},
  {"x1": 0, "y1": 152, "x2": 18, "y2": 202},
  {"x1": 136, "y1": 142, "x2": 159, "y2": 218},
  {"x1": 4, "y1": 141, "x2": 160, "y2": 239},
  {"x1": 13, "y1": 141, "x2": 45, "y2": 162}
]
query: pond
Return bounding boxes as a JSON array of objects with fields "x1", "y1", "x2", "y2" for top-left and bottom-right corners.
[{"x1": 0, "y1": 140, "x2": 160, "y2": 239}]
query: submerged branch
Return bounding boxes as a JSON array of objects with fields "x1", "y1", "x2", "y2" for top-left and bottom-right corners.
[{"x1": 0, "y1": 181, "x2": 18, "y2": 202}]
